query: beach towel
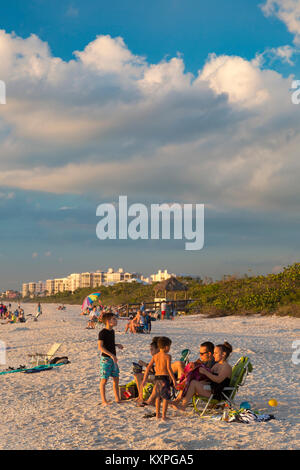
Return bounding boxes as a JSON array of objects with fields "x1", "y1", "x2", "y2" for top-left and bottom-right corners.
[
  {"x1": 0, "y1": 362, "x2": 69, "y2": 376},
  {"x1": 229, "y1": 409, "x2": 275, "y2": 423},
  {"x1": 24, "y1": 365, "x2": 54, "y2": 373}
]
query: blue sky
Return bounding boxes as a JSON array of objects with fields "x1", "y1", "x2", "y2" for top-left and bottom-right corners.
[
  {"x1": 0, "y1": 0, "x2": 300, "y2": 289},
  {"x1": 1, "y1": 0, "x2": 298, "y2": 74}
]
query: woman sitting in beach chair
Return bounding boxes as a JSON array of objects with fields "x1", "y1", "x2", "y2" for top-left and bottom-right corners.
[{"x1": 172, "y1": 342, "x2": 233, "y2": 410}]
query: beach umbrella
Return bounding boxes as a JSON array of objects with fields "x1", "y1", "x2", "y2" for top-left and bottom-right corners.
[{"x1": 81, "y1": 292, "x2": 101, "y2": 311}]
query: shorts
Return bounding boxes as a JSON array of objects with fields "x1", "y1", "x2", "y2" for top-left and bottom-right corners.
[
  {"x1": 100, "y1": 356, "x2": 120, "y2": 380},
  {"x1": 155, "y1": 375, "x2": 172, "y2": 400}
]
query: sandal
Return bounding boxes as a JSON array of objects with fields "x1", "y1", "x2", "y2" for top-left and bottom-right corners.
[{"x1": 143, "y1": 412, "x2": 156, "y2": 418}]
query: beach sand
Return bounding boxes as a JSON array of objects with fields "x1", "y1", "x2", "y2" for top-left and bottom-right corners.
[{"x1": 0, "y1": 303, "x2": 299, "y2": 450}]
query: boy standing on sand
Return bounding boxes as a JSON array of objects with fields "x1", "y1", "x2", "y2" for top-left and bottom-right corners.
[
  {"x1": 142, "y1": 336, "x2": 176, "y2": 421},
  {"x1": 98, "y1": 312, "x2": 124, "y2": 406}
]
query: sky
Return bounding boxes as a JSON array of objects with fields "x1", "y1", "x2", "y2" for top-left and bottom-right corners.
[{"x1": 0, "y1": 0, "x2": 300, "y2": 289}]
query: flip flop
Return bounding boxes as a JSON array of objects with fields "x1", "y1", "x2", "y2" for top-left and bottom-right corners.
[
  {"x1": 136, "y1": 402, "x2": 148, "y2": 407},
  {"x1": 143, "y1": 412, "x2": 156, "y2": 419}
]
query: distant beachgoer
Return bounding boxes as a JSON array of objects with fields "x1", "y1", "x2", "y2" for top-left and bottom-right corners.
[
  {"x1": 98, "y1": 312, "x2": 124, "y2": 406},
  {"x1": 144, "y1": 312, "x2": 151, "y2": 333},
  {"x1": 171, "y1": 303, "x2": 177, "y2": 320},
  {"x1": 124, "y1": 314, "x2": 133, "y2": 333},
  {"x1": 18, "y1": 309, "x2": 26, "y2": 322},
  {"x1": 131, "y1": 311, "x2": 142, "y2": 333},
  {"x1": 161, "y1": 301, "x2": 167, "y2": 320},
  {"x1": 86, "y1": 307, "x2": 98, "y2": 329}
]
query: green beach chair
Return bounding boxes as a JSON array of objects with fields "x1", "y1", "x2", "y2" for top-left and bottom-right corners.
[
  {"x1": 192, "y1": 356, "x2": 253, "y2": 416},
  {"x1": 179, "y1": 349, "x2": 191, "y2": 365}
]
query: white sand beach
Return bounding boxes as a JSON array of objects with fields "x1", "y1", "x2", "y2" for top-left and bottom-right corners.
[{"x1": 0, "y1": 303, "x2": 299, "y2": 450}]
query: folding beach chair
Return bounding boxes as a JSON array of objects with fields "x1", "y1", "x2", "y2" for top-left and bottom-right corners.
[
  {"x1": 28, "y1": 343, "x2": 62, "y2": 366},
  {"x1": 192, "y1": 356, "x2": 253, "y2": 416},
  {"x1": 179, "y1": 349, "x2": 191, "y2": 366}
]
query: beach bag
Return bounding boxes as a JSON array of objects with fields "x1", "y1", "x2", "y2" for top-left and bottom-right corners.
[
  {"x1": 49, "y1": 356, "x2": 70, "y2": 365},
  {"x1": 142, "y1": 383, "x2": 154, "y2": 400},
  {"x1": 119, "y1": 380, "x2": 138, "y2": 400}
]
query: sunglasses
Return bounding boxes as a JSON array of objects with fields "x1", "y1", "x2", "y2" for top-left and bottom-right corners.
[{"x1": 199, "y1": 351, "x2": 208, "y2": 356}]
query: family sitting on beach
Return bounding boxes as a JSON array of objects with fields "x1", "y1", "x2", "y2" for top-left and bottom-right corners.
[{"x1": 98, "y1": 312, "x2": 232, "y2": 421}]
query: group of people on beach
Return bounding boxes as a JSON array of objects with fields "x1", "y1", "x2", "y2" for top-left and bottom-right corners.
[
  {"x1": 83, "y1": 304, "x2": 119, "y2": 329},
  {"x1": 124, "y1": 310, "x2": 152, "y2": 334},
  {"x1": 98, "y1": 311, "x2": 233, "y2": 421},
  {"x1": 124, "y1": 300, "x2": 178, "y2": 334},
  {"x1": 0, "y1": 303, "x2": 26, "y2": 323}
]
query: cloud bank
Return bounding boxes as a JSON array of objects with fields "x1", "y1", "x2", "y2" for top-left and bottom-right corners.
[{"x1": 0, "y1": 29, "x2": 299, "y2": 214}]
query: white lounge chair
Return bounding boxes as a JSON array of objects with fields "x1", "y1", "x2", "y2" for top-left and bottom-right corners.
[{"x1": 28, "y1": 343, "x2": 62, "y2": 366}]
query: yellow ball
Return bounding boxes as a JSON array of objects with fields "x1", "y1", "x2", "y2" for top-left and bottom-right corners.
[{"x1": 268, "y1": 399, "x2": 278, "y2": 407}]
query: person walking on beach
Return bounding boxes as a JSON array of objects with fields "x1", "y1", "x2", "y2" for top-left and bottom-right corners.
[
  {"x1": 98, "y1": 312, "x2": 124, "y2": 406},
  {"x1": 161, "y1": 301, "x2": 167, "y2": 320},
  {"x1": 142, "y1": 336, "x2": 176, "y2": 421},
  {"x1": 37, "y1": 303, "x2": 42, "y2": 317}
]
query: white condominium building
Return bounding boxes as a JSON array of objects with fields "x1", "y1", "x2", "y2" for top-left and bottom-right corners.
[
  {"x1": 92, "y1": 271, "x2": 106, "y2": 287},
  {"x1": 46, "y1": 279, "x2": 55, "y2": 296},
  {"x1": 22, "y1": 283, "x2": 30, "y2": 298},
  {"x1": 21, "y1": 268, "x2": 163, "y2": 297},
  {"x1": 54, "y1": 278, "x2": 68, "y2": 294},
  {"x1": 67, "y1": 273, "x2": 81, "y2": 293},
  {"x1": 150, "y1": 269, "x2": 176, "y2": 283}
]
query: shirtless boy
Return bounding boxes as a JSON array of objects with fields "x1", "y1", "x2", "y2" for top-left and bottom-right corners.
[{"x1": 142, "y1": 336, "x2": 176, "y2": 421}]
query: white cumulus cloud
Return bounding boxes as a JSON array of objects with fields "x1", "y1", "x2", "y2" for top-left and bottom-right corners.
[{"x1": 0, "y1": 30, "x2": 299, "y2": 214}]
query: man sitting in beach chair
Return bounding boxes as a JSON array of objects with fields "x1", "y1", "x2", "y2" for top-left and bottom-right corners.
[{"x1": 173, "y1": 341, "x2": 215, "y2": 403}]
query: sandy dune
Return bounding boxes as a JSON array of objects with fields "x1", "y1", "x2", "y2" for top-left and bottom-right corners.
[{"x1": 0, "y1": 303, "x2": 299, "y2": 450}]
